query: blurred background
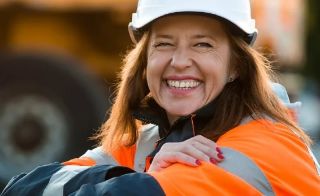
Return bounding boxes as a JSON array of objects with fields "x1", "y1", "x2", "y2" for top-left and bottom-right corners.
[{"x1": 0, "y1": 0, "x2": 319, "y2": 190}]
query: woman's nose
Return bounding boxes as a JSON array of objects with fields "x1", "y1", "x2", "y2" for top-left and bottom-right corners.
[{"x1": 170, "y1": 47, "x2": 193, "y2": 70}]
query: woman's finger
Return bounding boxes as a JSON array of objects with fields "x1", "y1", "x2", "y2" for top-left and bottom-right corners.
[
  {"x1": 148, "y1": 152, "x2": 200, "y2": 172},
  {"x1": 189, "y1": 141, "x2": 223, "y2": 162},
  {"x1": 181, "y1": 144, "x2": 211, "y2": 162},
  {"x1": 184, "y1": 136, "x2": 224, "y2": 162},
  {"x1": 192, "y1": 135, "x2": 217, "y2": 148}
]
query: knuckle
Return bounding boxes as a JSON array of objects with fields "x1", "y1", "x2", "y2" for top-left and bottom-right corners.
[
  {"x1": 172, "y1": 152, "x2": 182, "y2": 160},
  {"x1": 185, "y1": 144, "x2": 195, "y2": 152},
  {"x1": 161, "y1": 142, "x2": 174, "y2": 150}
]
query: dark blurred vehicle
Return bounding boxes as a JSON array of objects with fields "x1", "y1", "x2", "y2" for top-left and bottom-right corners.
[{"x1": 0, "y1": 0, "x2": 137, "y2": 188}]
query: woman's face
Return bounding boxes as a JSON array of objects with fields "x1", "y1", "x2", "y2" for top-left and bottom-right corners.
[{"x1": 146, "y1": 14, "x2": 234, "y2": 124}]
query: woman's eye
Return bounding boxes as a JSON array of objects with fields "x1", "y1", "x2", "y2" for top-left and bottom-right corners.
[
  {"x1": 154, "y1": 42, "x2": 173, "y2": 48},
  {"x1": 194, "y1": 42, "x2": 212, "y2": 48},
  {"x1": 193, "y1": 42, "x2": 215, "y2": 53}
]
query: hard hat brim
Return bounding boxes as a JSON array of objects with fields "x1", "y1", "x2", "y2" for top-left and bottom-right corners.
[{"x1": 129, "y1": 10, "x2": 257, "y2": 45}]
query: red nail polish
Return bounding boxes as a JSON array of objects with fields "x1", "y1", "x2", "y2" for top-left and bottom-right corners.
[
  {"x1": 196, "y1": 160, "x2": 201, "y2": 165},
  {"x1": 217, "y1": 153, "x2": 224, "y2": 159},
  {"x1": 210, "y1": 158, "x2": 217, "y2": 164},
  {"x1": 216, "y1": 147, "x2": 222, "y2": 154}
]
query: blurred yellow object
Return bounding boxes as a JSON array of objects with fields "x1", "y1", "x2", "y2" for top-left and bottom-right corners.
[{"x1": 0, "y1": 0, "x2": 137, "y2": 11}]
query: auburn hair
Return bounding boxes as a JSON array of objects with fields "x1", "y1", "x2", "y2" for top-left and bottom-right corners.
[{"x1": 96, "y1": 19, "x2": 311, "y2": 153}]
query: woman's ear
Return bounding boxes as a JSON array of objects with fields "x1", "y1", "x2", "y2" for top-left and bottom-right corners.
[
  {"x1": 228, "y1": 66, "x2": 239, "y2": 83},
  {"x1": 228, "y1": 76, "x2": 234, "y2": 83}
]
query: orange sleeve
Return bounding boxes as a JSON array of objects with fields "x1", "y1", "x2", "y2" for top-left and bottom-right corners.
[
  {"x1": 149, "y1": 120, "x2": 320, "y2": 195},
  {"x1": 217, "y1": 120, "x2": 320, "y2": 195},
  {"x1": 149, "y1": 161, "x2": 261, "y2": 195}
]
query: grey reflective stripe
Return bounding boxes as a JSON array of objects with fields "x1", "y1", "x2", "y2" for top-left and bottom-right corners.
[
  {"x1": 43, "y1": 165, "x2": 90, "y2": 196},
  {"x1": 81, "y1": 146, "x2": 118, "y2": 165},
  {"x1": 307, "y1": 146, "x2": 320, "y2": 175},
  {"x1": 81, "y1": 125, "x2": 159, "y2": 172},
  {"x1": 134, "y1": 124, "x2": 160, "y2": 172},
  {"x1": 43, "y1": 147, "x2": 118, "y2": 196},
  {"x1": 219, "y1": 147, "x2": 275, "y2": 196}
]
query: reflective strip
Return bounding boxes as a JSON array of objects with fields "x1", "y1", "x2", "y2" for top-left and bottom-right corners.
[
  {"x1": 43, "y1": 148, "x2": 118, "y2": 196},
  {"x1": 42, "y1": 165, "x2": 90, "y2": 196},
  {"x1": 219, "y1": 147, "x2": 275, "y2": 196},
  {"x1": 134, "y1": 124, "x2": 160, "y2": 172},
  {"x1": 307, "y1": 146, "x2": 320, "y2": 175},
  {"x1": 79, "y1": 125, "x2": 159, "y2": 172},
  {"x1": 81, "y1": 146, "x2": 118, "y2": 165}
]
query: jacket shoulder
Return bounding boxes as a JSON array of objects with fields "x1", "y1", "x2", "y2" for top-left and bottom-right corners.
[{"x1": 218, "y1": 120, "x2": 320, "y2": 194}]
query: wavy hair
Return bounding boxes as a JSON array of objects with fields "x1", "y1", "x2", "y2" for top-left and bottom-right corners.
[{"x1": 96, "y1": 18, "x2": 311, "y2": 153}]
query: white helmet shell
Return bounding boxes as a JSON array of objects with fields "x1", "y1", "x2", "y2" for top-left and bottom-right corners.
[{"x1": 128, "y1": 0, "x2": 258, "y2": 45}]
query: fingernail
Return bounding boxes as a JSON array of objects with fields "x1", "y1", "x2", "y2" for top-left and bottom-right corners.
[
  {"x1": 216, "y1": 147, "x2": 222, "y2": 154},
  {"x1": 217, "y1": 153, "x2": 224, "y2": 159},
  {"x1": 195, "y1": 160, "x2": 201, "y2": 165},
  {"x1": 210, "y1": 158, "x2": 217, "y2": 164}
]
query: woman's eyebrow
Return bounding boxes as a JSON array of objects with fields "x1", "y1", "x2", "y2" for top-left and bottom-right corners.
[
  {"x1": 192, "y1": 34, "x2": 215, "y2": 39},
  {"x1": 152, "y1": 34, "x2": 217, "y2": 40},
  {"x1": 153, "y1": 34, "x2": 174, "y2": 39}
]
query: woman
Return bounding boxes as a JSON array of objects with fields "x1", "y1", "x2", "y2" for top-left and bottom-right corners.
[{"x1": 2, "y1": 0, "x2": 319, "y2": 195}]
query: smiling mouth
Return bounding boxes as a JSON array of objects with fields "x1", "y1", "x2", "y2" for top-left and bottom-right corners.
[{"x1": 166, "y1": 80, "x2": 201, "y2": 89}]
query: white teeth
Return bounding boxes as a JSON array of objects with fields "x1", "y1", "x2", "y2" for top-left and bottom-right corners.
[
  {"x1": 180, "y1": 81, "x2": 186, "y2": 88},
  {"x1": 174, "y1": 81, "x2": 179, "y2": 87},
  {"x1": 167, "y1": 80, "x2": 200, "y2": 89}
]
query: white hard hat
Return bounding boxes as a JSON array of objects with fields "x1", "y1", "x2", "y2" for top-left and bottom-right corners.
[{"x1": 128, "y1": 0, "x2": 258, "y2": 45}]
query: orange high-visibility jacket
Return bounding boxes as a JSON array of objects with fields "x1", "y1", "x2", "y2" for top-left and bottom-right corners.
[
  {"x1": 109, "y1": 119, "x2": 320, "y2": 195},
  {"x1": 2, "y1": 121, "x2": 319, "y2": 195}
]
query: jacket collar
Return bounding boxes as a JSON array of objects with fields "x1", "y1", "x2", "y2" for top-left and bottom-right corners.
[{"x1": 132, "y1": 96, "x2": 217, "y2": 137}]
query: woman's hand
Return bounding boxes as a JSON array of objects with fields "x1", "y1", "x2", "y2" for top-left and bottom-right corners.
[{"x1": 148, "y1": 135, "x2": 224, "y2": 172}]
